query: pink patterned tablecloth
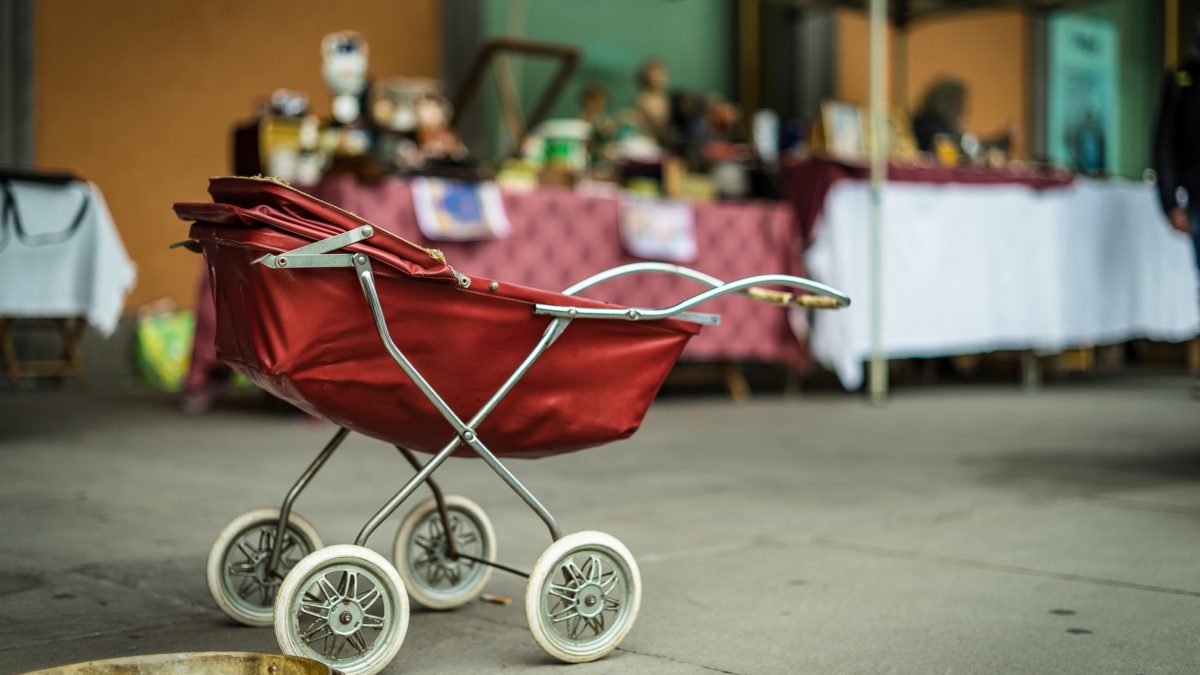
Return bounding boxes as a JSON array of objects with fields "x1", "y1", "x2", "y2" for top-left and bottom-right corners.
[{"x1": 310, "y1": 176, "x2": 807, "y2": 367}]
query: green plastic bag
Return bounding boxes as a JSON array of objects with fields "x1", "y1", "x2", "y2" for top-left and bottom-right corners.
[{"x1": 135, "y1": 309, "x2": 195, "y2": 392}]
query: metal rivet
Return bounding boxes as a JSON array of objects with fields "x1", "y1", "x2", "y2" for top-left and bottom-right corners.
[
  {"x1": 488, "y1": 281, "x2": 499, "y2": 292},
  {"x1": 567, "y1": 309, "x2": 578, "y2": 318},
  {"x1": 627, "y1": 310, "x2": 640, "y2": 320},
  {"x1": 585, "y1": 596, "x2": 597, "y2": 607},
  {"x1": 340, "y1": 612, "x2": 353, "y2": 625},
  {"x1": 361, "y1": 225, "x2": 373, "y2": 237},
  {"x1": 276, "y1": 257, "x2": 288, "y2": 268},
  {"x1": 354, "y1": 254, "x2": 368, "y2": 265},
  {"x1": 462, "y1": 430, "x2": 475, "y2": 442},
  {"x1": 459, "y1": 277, "x2": 471, "y2": 287}
]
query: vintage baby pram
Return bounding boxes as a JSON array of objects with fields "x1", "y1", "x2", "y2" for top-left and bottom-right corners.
[{"x1": 174, "y1": 177, "x2": 849, "y2": 675}]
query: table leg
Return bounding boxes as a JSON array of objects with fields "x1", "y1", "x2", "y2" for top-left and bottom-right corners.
[
  {"x1": 1188, "y1": 337, "x2": 1200, "y2": 377},
  {"x1": 783, "y1": 367, "x2": 801, "y2": 399},
  {"x1": 0, "y1": 318, "x2": 20, "y2": 390},
  {"x1": 1021, "y1": 351, "x2": 1042, "y2": 393},
  {"x1": 63, "y1": 317, "x2": 86, "y2": 385},
  {"x1": 722, "y1": 364, "x2": 751, "y2": 402}
]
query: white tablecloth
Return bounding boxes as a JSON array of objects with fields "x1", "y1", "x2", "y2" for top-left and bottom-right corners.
[
  {"x1": 0, "y1": 179, "x2": 136, "y2": 336},
  {"x1": 805, "y1": 178, "x2": 1200, "y2": 389}
]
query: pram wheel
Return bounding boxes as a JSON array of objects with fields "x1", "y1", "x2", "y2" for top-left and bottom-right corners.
[
  {"x1": 393, "y1": 495, "x2": 497, "y2": 610},
  {"x1": 206, "y1": 507, "x2": 323, "y2": 626},
  {"x1": 274, "y1": 544, "x2": 410, "y2": 675},
  {"x1": 525, "y1": 531, "x2": 642, "y2": 663}
]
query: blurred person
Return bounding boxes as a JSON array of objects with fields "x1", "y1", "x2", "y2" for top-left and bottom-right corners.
[
  {"x1": 912, "y1": 77, "x2": 1017, "y2": 157},
  {"x1": 1153, "y1": 14, "x2": 1200, "y2": 247},
  {"x1": 1153, "y1": 12, "x2": 1200, "y2": 396},
  {"x1": 912, "y1": 78, "x2": 968, "y2": 153}
]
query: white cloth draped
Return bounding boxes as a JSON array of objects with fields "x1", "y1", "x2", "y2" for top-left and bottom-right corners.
[
  {"x1": 806, "y1": 178, "x2": 1200, "y2": 390},
  {"x1": 0, "y1": 179, "x2": 136, "y2": 336}
]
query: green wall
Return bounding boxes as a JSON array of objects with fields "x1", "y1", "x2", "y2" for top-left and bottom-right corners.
[{"x1": 478, "y1": 0, "x2": 734, "y2": 157}]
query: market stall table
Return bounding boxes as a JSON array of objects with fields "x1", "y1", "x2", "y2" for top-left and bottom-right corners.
[
  {"x1": 784, "y1": 159, "x2": 1200, "y2": 389},
  {"x1": 0, "y1": 176, "x2": 136, "y2": 388},
  {"x1": 308, "y1": 177, "x2": 808, "y2": 389}
]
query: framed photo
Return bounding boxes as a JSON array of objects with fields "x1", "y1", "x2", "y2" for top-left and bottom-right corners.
[{"x1": 820, "y1": 100, "x2": 864, "y2": 161}]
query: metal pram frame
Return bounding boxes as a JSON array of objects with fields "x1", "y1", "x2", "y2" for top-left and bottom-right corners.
[{"x1": 204, "y1": 224, "x2": 849, "y2": 674}]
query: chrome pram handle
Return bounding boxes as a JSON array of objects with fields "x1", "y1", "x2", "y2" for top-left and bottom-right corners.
[{"x1": 535, "y1": 261, "x2": 850, "y2": 323}]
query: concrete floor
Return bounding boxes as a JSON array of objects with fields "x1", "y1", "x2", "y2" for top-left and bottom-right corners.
[{"x1": 1, "y1": 375, "x2": 1199, "y2": 674}]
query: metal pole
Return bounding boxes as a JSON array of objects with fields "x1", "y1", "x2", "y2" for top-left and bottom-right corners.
[{"x1": 868, "y1": 0, "x2": 889, "y2": 404}]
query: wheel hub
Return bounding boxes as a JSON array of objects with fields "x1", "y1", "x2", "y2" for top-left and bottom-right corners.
[
  {"x1": 575, "y1": 585, "x2": 605, "y2": 619},
  {"x1": 328, "y1": 599, "x2": 364, "y2": 636}
]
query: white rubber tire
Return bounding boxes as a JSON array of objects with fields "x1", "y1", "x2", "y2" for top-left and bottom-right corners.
[
  {"x1": 525, "y1": 531, "x2": 642, "y2": 663},
  {"x1": 274, "y1": 544, "x2": 409, "y2": 675},
  {"x1": 393, "y1": 495, "x2": 497, "y2": 610},
  {"x1": 206, "y1": 507, "x2": 323, "y2": 626}
]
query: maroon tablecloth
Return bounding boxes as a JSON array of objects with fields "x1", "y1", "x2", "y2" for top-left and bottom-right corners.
[
  {"x1": 310, "y1": 176, "x2": 807, "y2": 366},
  {"x1": 783, "y1": 157, "x2": 1076, "y2": 244}
]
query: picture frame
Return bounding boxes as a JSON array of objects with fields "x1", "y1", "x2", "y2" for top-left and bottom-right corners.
[{"x1": 819, "y1": 100, "x2": 865, "y2": 161}]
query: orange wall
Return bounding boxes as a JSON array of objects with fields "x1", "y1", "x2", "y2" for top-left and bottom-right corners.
[
  {"x1": 835, "y1": 9, "x2": 897, "y2": 107},
  {"x1": 34, "y1": 0, "x2": 440, "y2": 309},
  {"x1": 836, "y1": 8, "x2": 1029, "y2": 158}
]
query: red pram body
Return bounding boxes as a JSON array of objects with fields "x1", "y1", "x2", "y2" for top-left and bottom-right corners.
[{"x1": 177, "y1": 178, "x2": 700, "y2": 459}]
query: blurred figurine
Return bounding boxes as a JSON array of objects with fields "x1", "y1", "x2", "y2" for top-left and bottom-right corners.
[
  {"x1": 699, "y1": 96, "x2": 743, "y2": 166},
  {"x1": 579, "y1": 84, "x2": 616, "y2": 164},
  {"x1": 635, "y1": 58, "x2": 676, "y2": 150},
  {"x1": 322, "y1": 31, "x2": 369, "y2": 125},
  {"x1": 670, "y1": 90, "x2": 706, "y2": 168},
  {"x1": 414, "y1": 93, "x2": 467, "y2": 161},
  {"x1": 1066, "y1": 107, "x2": 1106, "y2": 175}
]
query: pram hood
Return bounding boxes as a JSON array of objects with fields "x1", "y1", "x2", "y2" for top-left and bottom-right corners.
[{"x1": 177, "y1": 177, "x2": 459, "y2": 285}]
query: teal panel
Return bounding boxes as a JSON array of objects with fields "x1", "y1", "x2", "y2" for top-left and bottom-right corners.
[
  {"x1": 1048, "y1": 0, "x2": 1162, "y2": 178},
  {"x1": 476, "y1": 0, "x2": 734, "y2": 157}
]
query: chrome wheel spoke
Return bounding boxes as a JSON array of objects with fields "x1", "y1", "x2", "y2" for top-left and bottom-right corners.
[
  {"x1": 547, "y1": 583, "x2": 576, "y2": 602},
  {"x1": 316, "y1": 576, "x2": 340, "y2": 602},
  {"x1": 583, "y1": 555, "x2": 604, "y2": 584},
  {"x1": 235, "y1": 540, "x2": 258, "y2": 562},
  {"x1": 228, "y1": 561, "x2": 257, "y2": 575},
  {"x1": 346, "y1": 631, "x2": 370, "y2": 655},
  {"x1": 355, "y1": 586, "x2": 382, "y2": 609},
  {"x1": 301, "y1": 621, "x2": 333, "y2": 643},
  {"x1": 323, "y1": 635, "x2": 341, "y2": 660},
  {"x1": 236, "y1": 576, "x2": 256, "y2": 598},
  {"x1": 567, "y1": 615, "x2": 584, "y2": 639},
  {"x1": 561, "y1": 561, "x2": 586, "y2": 586},
  {"x1": 361, "y1": 612, "x2": 385, "y2": 629},
  {"x1": 340, "y1": 570, "x2": 359, "y2": 600},
  {"x1": 300, "y1": 600, "x2": 329, "y2": 619},
  {"x1": 599, "y1": 572, "x2": 618, "y2": 594},
  {"x1": 551, "y1": 609, "x2": 579, "y2": 624},
  {"x1": 413, "y1": 534, "x2": 438, "y2": 556}
]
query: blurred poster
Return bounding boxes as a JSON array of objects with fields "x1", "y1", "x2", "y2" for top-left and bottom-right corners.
[
  {"x1": 411, "y1": 178, "x2": 510, "y2": 242},
  {"x1": 1047, "y1": 14, "x2": 1118, "y2": 175},
  {"x1": 619, "y1": 197, "x2": 697, "y2": 263}
]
